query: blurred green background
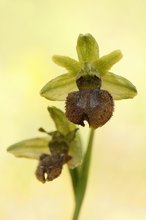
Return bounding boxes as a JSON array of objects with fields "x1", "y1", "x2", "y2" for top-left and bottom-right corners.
[{"x1": 0, "y1": 0, "x2": 146, "y2": 219}]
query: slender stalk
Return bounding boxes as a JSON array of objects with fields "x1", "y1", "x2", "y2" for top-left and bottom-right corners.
[
  {"x1": 69, "y1": 168, "x2": 79, "y2": 198},
  {"x1": 72, "y1": 128, "x2": 95, "y2": 220}
]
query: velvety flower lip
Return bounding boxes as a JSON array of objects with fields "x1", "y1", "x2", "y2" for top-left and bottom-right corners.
[
  {"x1": 65, "y1": 87, "x2": 114, "y2": 129},
  {"x1": 35, "y1": 153, "x2": 72, "y2": 183},
  {"x1": 40, "y1": 33, "x2": 137, "y2": 101}
]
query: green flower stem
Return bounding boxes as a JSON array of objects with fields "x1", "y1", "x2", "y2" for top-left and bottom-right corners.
[
  {"x1": 69, "y1": 168, "x2": 80, "y2": 198},
  {"x1": 72, "y1": 128, "x2": 95, "y2": 220}
]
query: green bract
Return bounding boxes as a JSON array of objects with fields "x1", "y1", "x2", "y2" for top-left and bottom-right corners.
[
  {"x1": 7, "y1": 107, "x2": 83, "y2": 169},
  {"x1": 40, "y1": 33, "x2": 137, "y2": 101}
]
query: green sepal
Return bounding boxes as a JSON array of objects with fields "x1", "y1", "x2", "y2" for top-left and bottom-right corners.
[
  {"x1": 40, "y1": 72, "x2": 77, "y2": 101},
  {"x1": 52, "y1": 55, "x2": 81, "y2": 73},
  {"x1": 93, "y1": 50, "x2": 123, "y2": 76},
  {"x1": 102, "y1": 72, "x2": 137, "y2": 100},
  {"x1": 48, "y1": 106, "x2": 75, "y2": 134},
  {"x1": 7, "y1": 137, "x2": 50, "y2": 159},
  {"x1": 76, "y1": 33, "x2": 99, "y2": 64},
  {"x1": 48, "y1": 107, "x2": 83, "y2": 168}
]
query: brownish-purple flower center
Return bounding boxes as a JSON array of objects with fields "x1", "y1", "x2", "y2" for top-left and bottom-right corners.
[
  {"x1": 65, "y1": 76, "x2": 114, "y2": 129},
  {"x1": 35, "y1": 153, "x2": 71, "y2": 183}
]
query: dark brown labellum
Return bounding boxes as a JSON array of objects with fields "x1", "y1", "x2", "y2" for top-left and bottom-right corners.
[
  {"x1": 65, "y1": 88, "x2": 114, "y2": 129},
  {"x1": 35, "y1": 153, "x2": 71, "y2": 183}
]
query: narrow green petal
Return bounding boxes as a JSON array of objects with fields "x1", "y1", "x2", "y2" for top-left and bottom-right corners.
[
  {"x1": 7, "y1": 137, "x2": 50, "y2": 159},
  {"x1": 48, "y1": 107, "x2": 83, "y2": 168},
  {"x1": 76, "y1": 33, "x2": 99, "y2": 63},
  {"x1": 94, "y1": 50, "x2": 123, "y2": 76},
  {"x1": 40, "y1": 72, "x2": 78, "y2": 101},
  {"x1": 102, "y1": 72, "x2": 137, "y2": 100},
  {"x1": 52, "y1": 55, "x2": 81, "y2": 73}
]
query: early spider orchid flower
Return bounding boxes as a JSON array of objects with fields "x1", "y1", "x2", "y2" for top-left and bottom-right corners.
[
  {"x1": 7, "y1": 107, "x2": 83, "y2": 182},
  {"x1": 40, "y1": 34, "x2": 137, "y2": 128}
]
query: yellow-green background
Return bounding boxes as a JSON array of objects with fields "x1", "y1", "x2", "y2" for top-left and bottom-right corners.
[{"x1": 0, "y1": 0, "x2": 146, "y2": 219}]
